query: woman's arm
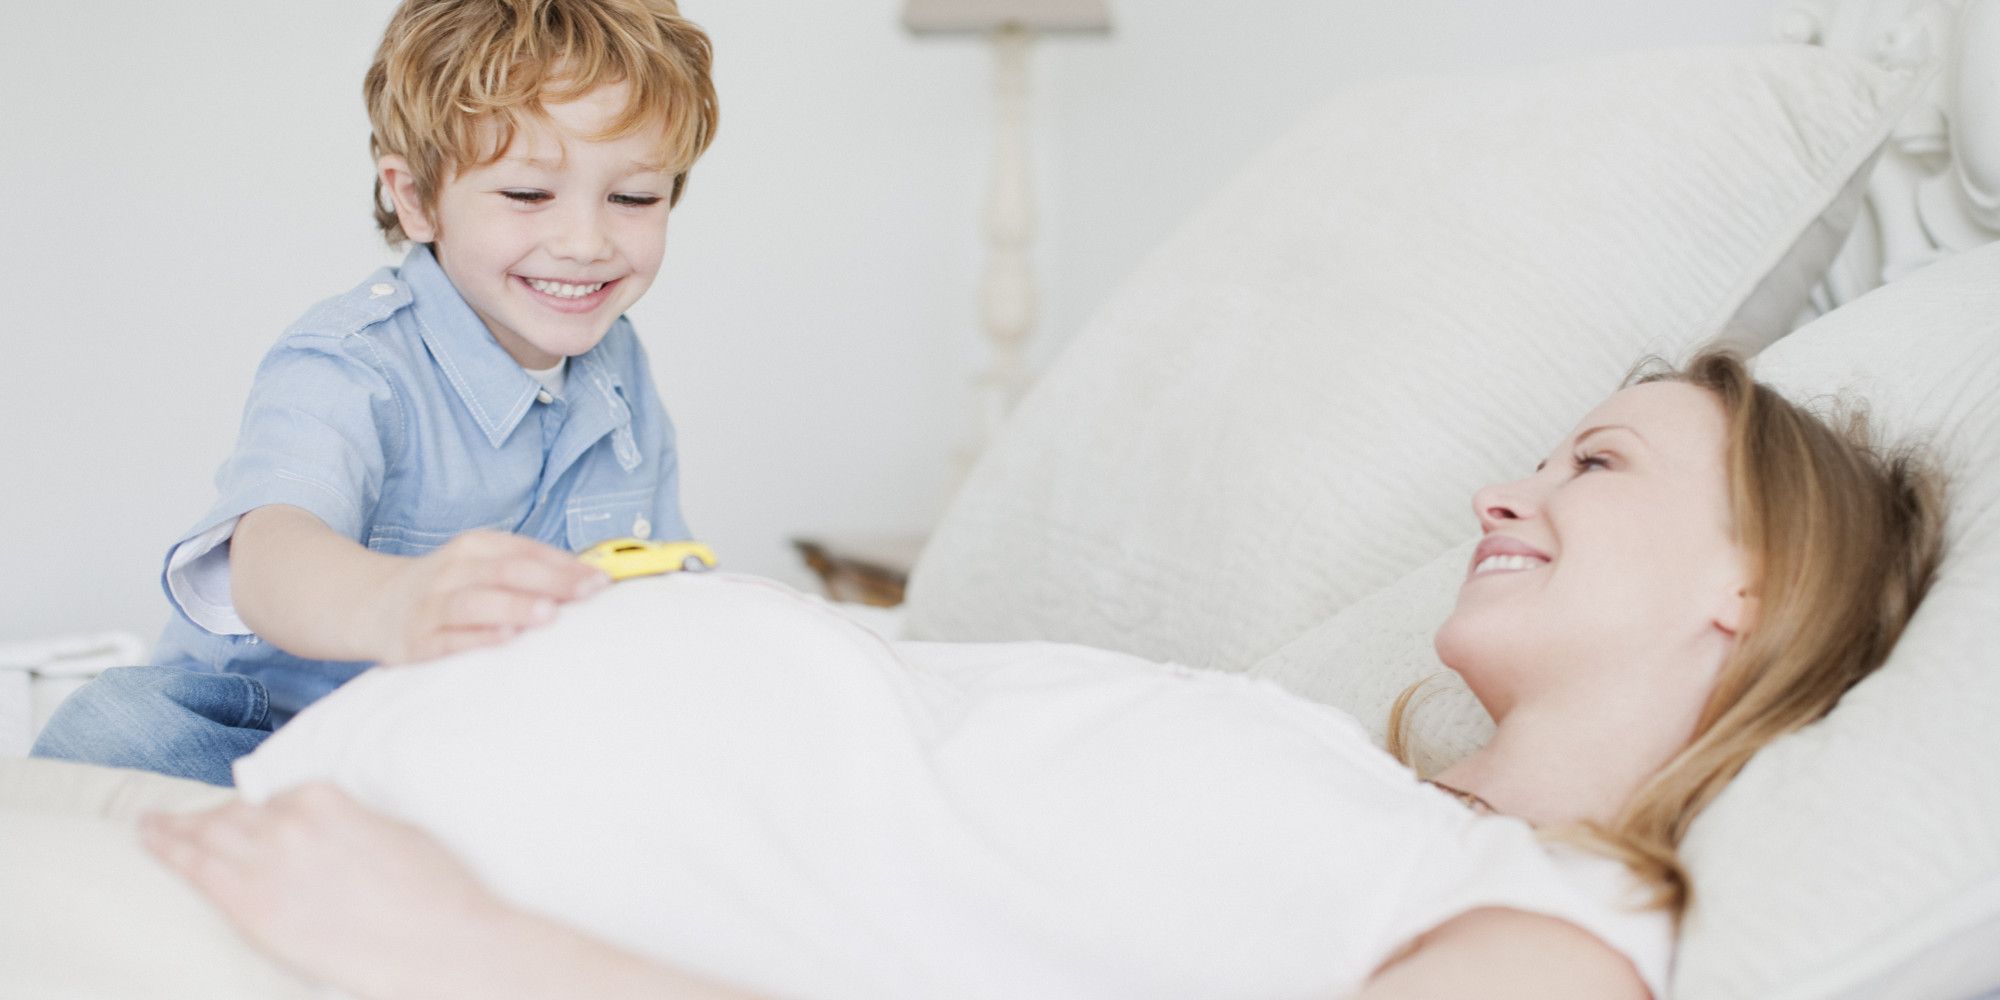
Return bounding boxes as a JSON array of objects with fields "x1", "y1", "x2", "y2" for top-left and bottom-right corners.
[
  {"x1": 141, "y1": 784, "x2": 762, "y2": 1000},
  {"x1": 1354, "y1": 907, "x2": 1650, "y2": 1000}
]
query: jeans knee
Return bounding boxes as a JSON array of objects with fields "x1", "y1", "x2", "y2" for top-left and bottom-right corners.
[
  {"x1": 37, "y1": 667, "x2": 268, "y2": 745},
  {"x1": 31, "y1": 667, "x2": 272, "y2": 786},
  {"x1": 80, "y1": 665, "x2": 174, "y2": 700}
]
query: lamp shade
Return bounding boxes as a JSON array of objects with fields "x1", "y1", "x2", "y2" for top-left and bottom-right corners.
[{"x1": 902, "y1": 0, "x2": 1111, "y2": 33}]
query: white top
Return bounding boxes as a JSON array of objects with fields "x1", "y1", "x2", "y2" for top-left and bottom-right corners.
[
  {"x1": 524, "y1": 358, "x2": 566, "y2": 401},
  {"x1": 237, "y1": 574, "x2": 1672, "y2": 1000}
]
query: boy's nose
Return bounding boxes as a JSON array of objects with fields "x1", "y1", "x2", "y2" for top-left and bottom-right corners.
[{"x1": 550, "y1": 206, "x2": 614, "y2": 262}]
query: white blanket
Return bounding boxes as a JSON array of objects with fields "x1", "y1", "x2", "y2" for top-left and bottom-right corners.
[{"x1": 236, "y1": 574, "x2": 1669, "y2": 999}]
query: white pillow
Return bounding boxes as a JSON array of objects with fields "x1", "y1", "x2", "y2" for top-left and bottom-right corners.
[
  {"x1": 1246, "y1": 538, "x2": 1489, "y2": 777},
  {"x1": 1670, "y1": 242, "x2": 2000, "y2": 999},
  {"x1": 1251, "y1": 243, "x2": 2000, "y2": 998},
  {"x1": 905, "y1": 45, "x2": 1920, "y2": 672}
]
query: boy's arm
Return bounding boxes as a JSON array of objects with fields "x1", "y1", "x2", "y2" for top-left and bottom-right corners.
[{"x1": 231, "y1": 504, "x2": 609, "y2": 664}]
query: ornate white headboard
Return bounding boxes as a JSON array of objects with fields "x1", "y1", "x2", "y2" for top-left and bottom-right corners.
[{"x1": 1780, "y1": 0, "x2": 2000, "y2": 311}]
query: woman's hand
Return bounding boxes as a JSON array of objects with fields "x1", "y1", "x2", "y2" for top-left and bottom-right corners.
[
  {"x1": 140, "y1": 783, "x2": 507, "y2": 1000},
  {"x1": 141, "y1": 785, "x2": 763, "y2": 1000}
]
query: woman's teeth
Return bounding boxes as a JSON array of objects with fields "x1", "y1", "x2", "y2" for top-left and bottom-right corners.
[
  {"x1": 524, "y1": 277, "x2": 606, "y2": 299},
  {"x1": 1473, "y1": 554, "x2": 1548, "y2": 575}
]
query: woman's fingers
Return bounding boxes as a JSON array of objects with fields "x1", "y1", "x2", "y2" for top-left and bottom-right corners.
[
  {"x1": 141, "y1": 805, "x2": 260, "y2": 906},
  {"x1": 138, "y1": 811, "x2": 199, "y2": 875}
]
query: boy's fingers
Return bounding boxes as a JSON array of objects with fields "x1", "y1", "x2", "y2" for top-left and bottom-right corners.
[
  {"x1": 428, "y1": 626, "x2": 515, "y2": 659},
  {"x1": 475, "y1": 530, "x2": 579, "y2": 564},
  {"x1": 443, "y1": 588, "x2": 556, "y2": 630},
  {"x1": 489, "y1": 553, "x2": 608, "y2": 600}
]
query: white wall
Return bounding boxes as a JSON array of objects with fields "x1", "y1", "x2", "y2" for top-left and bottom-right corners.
[{"x1": 0, "y1": 1, "x2": 1767, "y2": 644}]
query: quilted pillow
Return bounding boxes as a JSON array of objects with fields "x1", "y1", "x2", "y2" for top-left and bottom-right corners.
[{"x1": 905, "y1": 45, "x2": 1921, "y2": 670}]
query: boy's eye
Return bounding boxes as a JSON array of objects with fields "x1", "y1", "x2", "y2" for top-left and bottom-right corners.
[
  {"x1": 500, "y1": 189, "x2": 552, "y2": 203},
  {"x1": 610, "y1": 193, "x2": 664, "y2": 207}
]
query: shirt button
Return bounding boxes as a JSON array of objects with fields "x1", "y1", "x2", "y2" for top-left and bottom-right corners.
[
  {"x1": 369, "y1": 283, "x2": 395, "y2": 297},
  {"x1": 536, "y1": 389, "x2": 554, "y2": 405},
  {"x1": 632, "y1": 515, "x2": 652, "y2": 539}
]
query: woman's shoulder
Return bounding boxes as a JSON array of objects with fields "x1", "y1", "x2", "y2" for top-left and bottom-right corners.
[
  {"x1": 1382, "y1": 819, "x2": 1675, "y2": 999},
  {"x1": 1365, "y1": 904, "x2": 1653, "y2": 999}
]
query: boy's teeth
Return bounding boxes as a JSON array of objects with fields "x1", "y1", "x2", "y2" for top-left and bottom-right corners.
[
  {"x1": 525, "y1": 277, "x2": 606, "y2": 299},
  {"x1": 1474, "y1": 554, "x2": 1548, "y2": 575}
]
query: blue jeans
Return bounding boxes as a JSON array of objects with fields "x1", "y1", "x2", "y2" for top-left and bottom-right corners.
[{"x1": 30, "y1": 667, "x2": 273, "y2": 787}]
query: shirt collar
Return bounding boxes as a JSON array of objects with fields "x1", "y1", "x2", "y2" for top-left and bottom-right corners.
[{"x1": 400, "y1": 243, "x2": 636, "y2": 449}]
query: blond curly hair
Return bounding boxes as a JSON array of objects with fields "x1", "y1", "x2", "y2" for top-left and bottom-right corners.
[{"x1": 363, "y1": 0, "x2": 719, "y2": 245}]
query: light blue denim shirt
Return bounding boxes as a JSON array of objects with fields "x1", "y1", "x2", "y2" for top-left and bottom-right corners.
[{"x1": 154, "y1": 244, "x2": 689, "y2": 720}]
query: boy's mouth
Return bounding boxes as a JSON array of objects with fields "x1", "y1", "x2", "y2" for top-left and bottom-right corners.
[{"x1": 515, "y1": 275, "x2": 618, "y2": 312}]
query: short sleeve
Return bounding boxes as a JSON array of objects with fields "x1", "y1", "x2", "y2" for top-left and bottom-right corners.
[
  {"x1": 1381, "y1": 817, "x2": 1675, "y2": 999},
  {"x1": 163, "y1": 336, "x2": 400, "y2": 635}
]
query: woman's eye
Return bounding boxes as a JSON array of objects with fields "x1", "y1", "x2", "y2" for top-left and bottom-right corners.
[
  {"x1": 1573, "y1": 453, "x2": 1611, "y2": 472},
  {"x1": 500, "y1": 190, "x2": 551, "y2": 203},
  {"x1": 610, "y1": 193, "x2": 663, "y2": 207}
]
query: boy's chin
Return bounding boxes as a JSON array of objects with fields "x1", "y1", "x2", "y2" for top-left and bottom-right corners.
[{"x1": 514, "y1": 327, "x2": 611, "y2": 361}]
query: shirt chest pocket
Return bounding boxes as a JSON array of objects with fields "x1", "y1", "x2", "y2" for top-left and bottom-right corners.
[
  {"x1": 565, "y1": 487, "x2": 659, "y2": 551},
  {"x1": 366, "y1": 519, "x2": 516, "y2": 557}
]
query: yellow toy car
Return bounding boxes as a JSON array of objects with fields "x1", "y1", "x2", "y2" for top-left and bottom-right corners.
[{"x1": 577, "y1": 538, "x2": 718, "y2": 581}]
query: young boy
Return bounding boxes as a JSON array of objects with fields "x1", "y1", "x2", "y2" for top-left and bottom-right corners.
[{"x1": 32, "y1": 0, "x2": 719, "y2": 786}]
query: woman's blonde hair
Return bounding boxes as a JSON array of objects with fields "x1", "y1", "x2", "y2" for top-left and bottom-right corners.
[
  {"x1": 363, "y1": 0, "x2": 719, "y2": 245},
  {"x1": 1389, "y1": 349, "x2": 1948, "y2": 918}
]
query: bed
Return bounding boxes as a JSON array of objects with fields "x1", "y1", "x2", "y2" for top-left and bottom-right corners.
[{"x1": 4, "y1": 0, "x2": 1999, "y2": 997}]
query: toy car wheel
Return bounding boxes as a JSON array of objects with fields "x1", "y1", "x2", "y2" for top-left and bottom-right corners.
[{"x1": 682, "y1": 555, "x2": 710, "y2": 572}]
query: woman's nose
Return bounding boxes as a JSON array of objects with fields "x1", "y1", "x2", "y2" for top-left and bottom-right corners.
[{"x1": 1472, "y1": 478, "x2": 1534, "y2": 531}]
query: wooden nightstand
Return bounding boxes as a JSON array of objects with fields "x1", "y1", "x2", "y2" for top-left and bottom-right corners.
[{"x1": 791, "y1": 534, "x2": 926, "y2": 608}]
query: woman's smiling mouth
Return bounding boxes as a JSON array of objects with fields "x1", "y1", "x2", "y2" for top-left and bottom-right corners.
[
  {"x1": 1466, "y1": 534, "x2": 1554, "y2": 580},
  {"x1": 1470, "y1": 553, "x2": 1550, "y2": 577}
]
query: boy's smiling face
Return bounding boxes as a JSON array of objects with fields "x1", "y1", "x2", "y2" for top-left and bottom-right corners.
[{"x1": 380, "y1": 82, "x2": 673, "y2": 369}]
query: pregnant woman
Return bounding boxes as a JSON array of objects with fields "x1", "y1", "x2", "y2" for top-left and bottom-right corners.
[{"x1": 140, "y1": 351, "x2": 1944, "y2": 1000}]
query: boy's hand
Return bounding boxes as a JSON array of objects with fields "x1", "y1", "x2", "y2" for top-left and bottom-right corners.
[{"x1": 372, "y1": 530, "x2": 609, "y2": 664}]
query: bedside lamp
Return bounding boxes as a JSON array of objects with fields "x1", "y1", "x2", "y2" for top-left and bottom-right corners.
[{"x1": 902, "y1": 0, "x2": 1113, "y2": 467}]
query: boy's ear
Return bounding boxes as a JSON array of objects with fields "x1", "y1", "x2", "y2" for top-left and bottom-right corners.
[{"x1": 377, "y1": 156, "x2": 437, "y2": 242}]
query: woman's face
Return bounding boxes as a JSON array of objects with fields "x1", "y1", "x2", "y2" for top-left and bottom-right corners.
[{"x1": 1434, "y1": 382, "x2": 1752, "y2": 718}]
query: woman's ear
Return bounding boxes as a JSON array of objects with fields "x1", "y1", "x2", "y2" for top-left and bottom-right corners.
[
  {"x1": 377, "y1": 156, "x2": 437, "y2": 242},
  {"x1": 1715, "y1": 586, "x2": 1756, "y2": 638}
]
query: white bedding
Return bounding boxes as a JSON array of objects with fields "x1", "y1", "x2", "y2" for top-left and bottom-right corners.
[{"x1": 235, "y1": 573, "x2": 1669, "y2": 999}]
